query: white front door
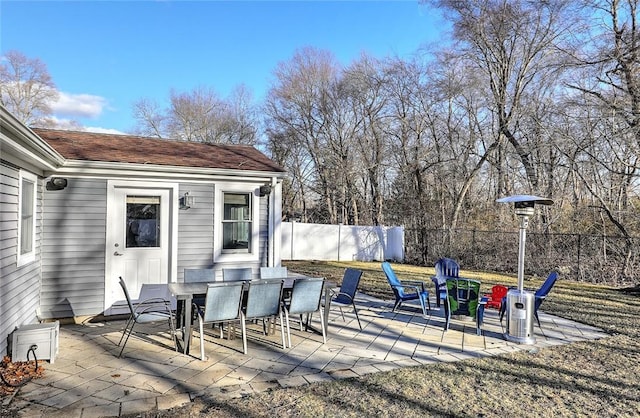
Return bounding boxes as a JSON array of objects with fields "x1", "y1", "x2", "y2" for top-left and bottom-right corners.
[{"x1": 105, "y1": 183, "x2": 175, "y2": 314}]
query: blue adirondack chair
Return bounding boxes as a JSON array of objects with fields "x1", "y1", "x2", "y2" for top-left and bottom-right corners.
[
  {"x1": 532, "y1": 271, "x2": 559, "y2": 326},
  {"x1": 382, "y1": 262, "x2": 430, "y2": 316},
  {"x1": 432, "y1": 258, "x2": 460, "y2": 308}
]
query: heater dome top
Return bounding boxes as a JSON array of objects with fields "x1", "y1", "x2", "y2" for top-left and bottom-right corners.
[{"x1": 496, "y1": 195, "x2": 554, "y2": 205}]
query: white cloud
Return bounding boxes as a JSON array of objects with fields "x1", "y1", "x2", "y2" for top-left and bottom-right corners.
[
  {"x1": 84, "y1": 126, "x2": 126, "y2": 135},
  {"x1": 49, "y1": 91, "x2": 108, "y2": 119},
  {"x1": 45, "y1": 116, "x2": 84, "y2": 130},
  {"x1": 45, "y1": 116, "x2": 126, "y2": 135}
]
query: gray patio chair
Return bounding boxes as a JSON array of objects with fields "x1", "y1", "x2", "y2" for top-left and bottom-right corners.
[
  {"x1": 284, "y1": 277, "x2": 326, "y2": 347},
  {"x1": 223, "y1": 267, "x2": 253, "y2": 282},
  {"x1": 181, "y1": 268, "x2": 215, "y2": 331},
  {"x1": 138, "y1": 283, "x2": 177, "y2": 311},
  {"x1": 326, "y1": 268, "x2": 363, "y2": 330},
  {"x1": 185, "y1": 268, "x2": 215, "y2": 282},
  {"x1": 194, "y1": 281, "x2": 245, "y2": 360},
  {"x1": 118, "y1": 277, "x2": 177, "y2": 357},
  {"x1": 185, "y1": 268, "x2": 216, "y2": 311},
  {"x1": 259, "y1": 266, "x2": 288, "y2": 279},
  {"x1": 241, "y1": 279, "x2": 286, "y2": 354},
  {"x1": 260, "y1": 266, "x2": 290, "y2": 301}
]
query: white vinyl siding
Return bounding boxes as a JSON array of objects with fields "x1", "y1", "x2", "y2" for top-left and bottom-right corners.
[
  {"x1": 0, "y1": 162, "x2": 42, "y2": 357},
  {"x1": 40, "y1": 178, "x2": 107, "y2": 318},
  {"x1": 177, "y1": 183, "x2": 215, "y2": 279}
]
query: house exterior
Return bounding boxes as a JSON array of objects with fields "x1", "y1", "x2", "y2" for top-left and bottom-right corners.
[{"x1": 0, "y1": 106, "x2": 286, "y2": 357}]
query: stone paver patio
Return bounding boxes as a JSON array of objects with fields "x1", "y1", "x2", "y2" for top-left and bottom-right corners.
[{"x1": 4, "y1": 293, "x2": 607, "y2": 417}]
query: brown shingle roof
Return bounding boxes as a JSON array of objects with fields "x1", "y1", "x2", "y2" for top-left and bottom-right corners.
[{"x1": 32, "y1": 128, "x2": 285, "y2": 173}]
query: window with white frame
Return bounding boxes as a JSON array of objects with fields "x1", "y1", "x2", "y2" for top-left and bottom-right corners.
[
  {"x1": 17, "y1": 170, "x2": 37, "y2": 266},
  {"x1": 222, "y1": 192, "x2": 252, "y2": 252}
]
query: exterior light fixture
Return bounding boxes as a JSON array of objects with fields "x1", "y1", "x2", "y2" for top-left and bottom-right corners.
[
  {"x1": 179, "y1": 192, "x2": 194, "y2": 210},
  {"x1": 259, "y1": 184, "x2": 272, "y2": 197},
  {"x1": 496, "y1": 194, "x2": 553, "y2": 344},
  {"x1": 46, "y1": 177, "x2": 68, "y2": 191}
]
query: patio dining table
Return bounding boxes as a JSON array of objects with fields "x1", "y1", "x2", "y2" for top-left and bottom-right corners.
[{"x1": 168, "y1": 273, "x2": 335, "y2": 356}]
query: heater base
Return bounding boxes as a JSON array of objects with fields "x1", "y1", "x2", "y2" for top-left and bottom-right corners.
[
  {"x1": 504, "y1": 333, "x2": 536, "y2": 345},
  {"x1": 503, "y1": 289, "x2": 536, "y2": 345}
]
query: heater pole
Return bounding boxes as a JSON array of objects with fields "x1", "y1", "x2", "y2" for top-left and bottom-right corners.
[{"x1": 517, "y1": 215, "x2": 529, "y2": 291}]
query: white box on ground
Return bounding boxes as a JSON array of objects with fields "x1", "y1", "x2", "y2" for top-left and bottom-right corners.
[{"x1": 11, "y1": 321, "x2": 59, "y2": 363}]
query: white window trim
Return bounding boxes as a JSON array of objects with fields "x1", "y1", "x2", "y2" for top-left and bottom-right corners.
[
  {"x1": 17, "y1": 170, "x2": 37, "y2": 267},
  {"x1": 214, "y1": 182, "x2": 261, "y2": 262}
]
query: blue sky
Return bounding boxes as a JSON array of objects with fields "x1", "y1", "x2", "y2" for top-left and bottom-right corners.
[{"x1": 1, "y1": 1, "x2": 446, "y2": 134}]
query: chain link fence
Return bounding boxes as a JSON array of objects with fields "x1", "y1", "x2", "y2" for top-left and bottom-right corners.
[{"x1": 405, "y1": 228, "x2": 640, "y2": 285}]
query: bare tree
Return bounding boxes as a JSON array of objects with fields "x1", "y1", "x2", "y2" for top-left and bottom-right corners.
[
  {"x1": 0, "y1": 50, "x2": 59, "y2": 126},
  {"x1": 131, "y1": 98, "x2": 167, "y2": 138},
  {"x1": 381, "y1": 57, "x2": 439, "y2": 232},
  {"x1": 429, "y1": 0, "x2": 577, "y2": 193},
  {"x1": 168, "y1": 86, "x2": 227, "y2": 142},
  {"x1": 265, "y1": 47, "x2": 343, "y2": 223},
  {"x1": 342, "y1": 53, "x2": 389, "y2": 226},
  {"x1": 570, "y1": 0, "x2": 640, "y2": 148},
  {"x1": 433, "y1": 52, "x2": 503, "y2": 230},
  {"x1": 132, "y1": 85, "x2": 258, "y2": 145},
  {"x1": 225, "y1": 85, "x2": 259, "y2": 145},
  {"x1": 559, "y1": 0, "x2": 640, "y2": 275}
]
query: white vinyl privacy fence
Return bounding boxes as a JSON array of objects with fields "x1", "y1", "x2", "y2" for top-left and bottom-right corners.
[{"x1": 281, "y1": 222, "x2": 404, "y2": 262}]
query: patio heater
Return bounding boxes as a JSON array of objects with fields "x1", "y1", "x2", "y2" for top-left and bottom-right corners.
[{"x1": 496, "y1": 195, "x2": 553, "y2": 344}]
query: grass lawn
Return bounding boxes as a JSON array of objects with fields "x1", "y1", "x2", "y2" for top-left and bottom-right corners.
[{"x1": 129, "y1": 261, "x2": 640, "y2": 417}]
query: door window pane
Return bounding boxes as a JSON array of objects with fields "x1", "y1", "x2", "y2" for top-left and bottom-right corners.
[{"x1": 126, "y1": 196, "x2": 160, "y2": 248}]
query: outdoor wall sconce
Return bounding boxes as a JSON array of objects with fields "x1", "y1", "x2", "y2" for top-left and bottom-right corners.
[
  {"x1": 259, "y1": 184, "x2": 272, "y2": 197},
  {"x1": 46, "y1": 177, "x2": 68, "y2": 191},
  {"x1": 179, "y1": 192, "x2": 195, "y2": 210}
]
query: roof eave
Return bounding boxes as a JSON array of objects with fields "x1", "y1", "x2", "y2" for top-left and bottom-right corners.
[
  {"x1": 48, "y1": 159, "x2": 287, "y2": 182},
  {"x1": 1, "y1": 106, "x2": 66, "y2": 170}
]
